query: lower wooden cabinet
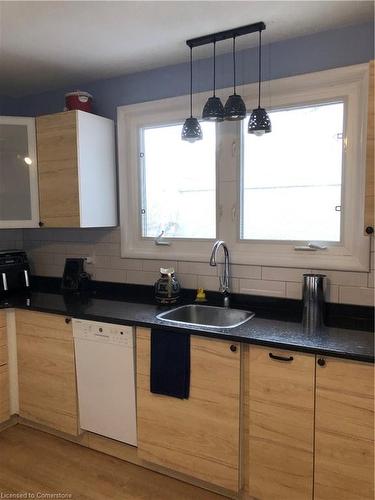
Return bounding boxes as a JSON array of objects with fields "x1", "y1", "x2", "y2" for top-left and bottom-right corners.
[
  {"x1": 245, "y1": 345, "x2": 315, "y2": 500},
  {"x1": 16, "y1": 310, "x2": 80, "y2": 435},
  {"x1": 0, "y1": 311, "x2": 10, "y2": 423},
  {"x1": 136, "y1": 327, "x2": 241, "y2": 492},
  {"x1": 315, "y1": 356, "x2": 374, "y2": 500}
]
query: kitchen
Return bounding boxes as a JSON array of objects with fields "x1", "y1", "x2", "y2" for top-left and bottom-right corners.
[{"x1": 0, "y1": 1, "x2": 374, "y2": 499}]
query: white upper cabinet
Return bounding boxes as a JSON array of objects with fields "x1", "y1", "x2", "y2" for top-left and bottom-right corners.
[
  {"x1": 36, "y1": 110, "x2": 117, "y2": 228},
  {"x1": 0, "y1": 116, "x2": 39, "y2": 228}
]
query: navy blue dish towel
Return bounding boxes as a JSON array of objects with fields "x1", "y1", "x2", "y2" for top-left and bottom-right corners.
[{"x1": 150, "y1": 329, "x2": 190, "y2": 399}]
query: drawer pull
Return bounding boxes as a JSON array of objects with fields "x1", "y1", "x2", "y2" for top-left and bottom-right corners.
[
  {"x1": 65, "y1": 318, "x2": 72, "y2": 324},
  {"x1": 230, "y1": 344, "x2": 237, "y2": 352},
  {"x1": 317, "y1": 358, "x2": 326, "y2": 367},
  {"x1": 269, "y1": 353, "x2": 294, "y2": 362}
]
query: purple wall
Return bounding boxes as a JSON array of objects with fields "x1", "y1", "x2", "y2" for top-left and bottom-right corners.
[{"x1": 3, "y1": 21, "x2": 374, "y2": 120}]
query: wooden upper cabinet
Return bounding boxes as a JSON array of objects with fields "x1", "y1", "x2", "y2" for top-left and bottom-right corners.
[
  {"x1": 16, "y1": 310, "x2": 80, "y2": 435},
  {"x1": 36, "y1": 110, "x2": 117, "y2": 228},
  {"x1": 365, "y1": 60, "x2": 374, "y2": 234},
  {"x1": 245, "y1": 345, "x2": 315, "y2": 500},
  {"x1": 0, "y1": 311, "x2": 10, "y2": 424},
  {"x1": 136, "y1": 328, "x2": 241, "y2": 493},
  {"x1": 315, "y1": 356, "x2": 374, "y2": 500}
]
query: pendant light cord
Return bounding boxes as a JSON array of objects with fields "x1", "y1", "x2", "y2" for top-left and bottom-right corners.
[
  {"x1": 258, "y1": 30, "x2": 262, "y2": 108},
  {"x1": 232, "y1": 36, "x2": 236, "y2": 95},
  {"x1": 190, "y1": 47, "x2": 193, "y2": 117}
]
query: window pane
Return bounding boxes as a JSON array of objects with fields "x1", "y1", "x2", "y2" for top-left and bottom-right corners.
[
  {"x1": 241, "y1": 102, "x2": 344, "y2": 241},
  {"x1": 141, "y1": 122, "x2": 216, "y2": 239}
]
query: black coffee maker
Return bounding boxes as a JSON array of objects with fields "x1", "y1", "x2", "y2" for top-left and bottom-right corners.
[{"x1": 0, "y1": 250, "x2": 30, "y2": 294}]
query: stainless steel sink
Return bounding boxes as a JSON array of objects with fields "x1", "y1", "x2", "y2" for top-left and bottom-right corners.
[{"x1": 157, "y1": 304, "x2": 254, "y2": 329}]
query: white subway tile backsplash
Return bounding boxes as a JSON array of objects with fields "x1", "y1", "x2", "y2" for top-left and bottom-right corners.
[
  {"x1": 262, "y1": 267, "x2": 309, "y2": 282},
  {"x1": 368, "y1": 271, "x2": 374, "y2": 288},
  {"x1": 142, "y1": 259, "x2": 177, "y2": 272},
  {"x1": 339, "y1": 286, "x2": 374, "y2": 306},
  {"x1": 240, "y1": 279, "x2": 286, "y2": 297},
  {"x1": 178, "y1": 261, "x2": 217, "y2": 276},
  {"x1": 312, "y1": 269, "x2": 368, "y2": 287},
  {"x1": 286, "y1": 282, "x2": 302, "y2": 299},
  {"x1": 94, "y1": 268, "x2": 126, "y2": 283},
  {"x1": 231, "y1": 264, "x2": 261, "y2": 279},
  {"x1": 16, "y1": 228, "x2": 375, "y2": 307},
  {"x1": 178, "y1": 273, "x2": 198, "y2": 290},
  {"x1": 94, "y1": 242, "x2": 120, "y2": 256},
  {"x1": 126, "y1": 270, "x2": 159, "y2": 286},
  {"x1": 197, "y1": 275, "x2": 220, "y2": 291}
]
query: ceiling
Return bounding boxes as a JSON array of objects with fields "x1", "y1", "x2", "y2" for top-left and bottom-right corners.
[{"x1": 0, "y1": 1, "x2": 373, "y2": 97}]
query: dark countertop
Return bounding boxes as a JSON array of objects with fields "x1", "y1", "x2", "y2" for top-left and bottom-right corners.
[{"x1": 1, "y1": 289, "x2": 373, "y2": 363}]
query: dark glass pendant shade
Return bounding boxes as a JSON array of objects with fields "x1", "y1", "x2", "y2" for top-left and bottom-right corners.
[
  {"x1": 224, "y1": 93, "x2": 246, "y2": 121},
  {"x1": 248, "y1": 106, "x2": 271, "y2": 135},
  {"x1": 202, "y1": 96, "x2": 224, "y2": 121},
  {"x1": 202, "y1": 42, "x2": 224, "y2": 122},
  {"x1": 224, "y1": 37, "x2": 246, "y2": 121},
  {"x1": 182, "y1": 46, "x2": 203, "y2": 142},
  {"x1": 181, "y1": 117, "x2": 203, "y2": 142},
  {"x1": 248, "y1": 30, "x2": 271, "y2": 135}
]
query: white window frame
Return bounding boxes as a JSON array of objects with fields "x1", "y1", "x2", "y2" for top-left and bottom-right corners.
[{"x1": 117, "y1": 63, "x2": 370, "y2": 271}]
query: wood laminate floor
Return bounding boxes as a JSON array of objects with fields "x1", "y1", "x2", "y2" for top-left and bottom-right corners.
[{"x1": 0, "y1": 425, "x2": 226, "y2": 500}]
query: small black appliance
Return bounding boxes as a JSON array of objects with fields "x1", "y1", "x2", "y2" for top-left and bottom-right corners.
[
  {"x1": 0, "y1": 250, "x2": 30, "y2": 294},
  {"x1": 61, "y1": 258, "x2": 90, "y2": 292}
]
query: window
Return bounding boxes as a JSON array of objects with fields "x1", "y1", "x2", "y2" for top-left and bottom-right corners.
[
  {"x1": 141, "y1": 122, "x2": 216, "y2": 239},
  {"x1": 118, "y1": 64, "x2": 369, "y2": 270},
  {"x1": 241, "y1": 102, "x2": 344, "y2": 242}
]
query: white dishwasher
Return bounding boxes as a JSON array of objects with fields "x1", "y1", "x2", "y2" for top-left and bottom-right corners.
[{"x1": 73, "y1": 319, "x2": 137, "y2": 446}]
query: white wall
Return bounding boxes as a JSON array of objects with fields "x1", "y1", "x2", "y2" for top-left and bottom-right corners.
[{"x1": 22, "y1": 228, "x2": 374, "y2": 306}]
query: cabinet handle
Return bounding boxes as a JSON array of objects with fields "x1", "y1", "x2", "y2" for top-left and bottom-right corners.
[
  {"x1": 230, "y1": 344, "x2": 237, "y2": 352},
  {"x1": 365, "y1": 226, "x2": 374, "y2": 235},
  {"x1": 65, "y1": 318, "x2": 71, "y2": 324},
  {"x1": 39, "y1": 221, "x2": 44, "y2": 227},
  {"x1": 317, "y1": 358, "x2": 326, "y2": 367},
  {"x1": 269, "y1": 353, "x2": 294, "y2": 362}
]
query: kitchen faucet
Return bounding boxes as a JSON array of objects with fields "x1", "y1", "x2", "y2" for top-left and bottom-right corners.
[{"x1": 209, "y1": 240, "x2": 230, "y2": 308}]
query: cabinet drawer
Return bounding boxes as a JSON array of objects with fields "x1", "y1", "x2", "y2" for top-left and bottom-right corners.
[
  {"x1": 246, "y1": 345, "x2": 315, "y2": 500},
  {"x1": 0, "y1": 345, "x2": 7, "y2": 366},
  {"x1": 315, "y1": 356, "x2": 374, "y2": 500},
  {"x1": 0, "y1": 326, "x2": 7, "y2": 347},
  {"x1": 16, "y1": 310, "x2": 72, "y2": 341},
  {"x1": 0, "y1": 311, "x2": 5, "y2": 328},
  {"x1": 0, "y1": 364, "x2": 10, "y2": 423},
  {"x1": 137, "y1": 328, "x2": 241, "y2": 492}
]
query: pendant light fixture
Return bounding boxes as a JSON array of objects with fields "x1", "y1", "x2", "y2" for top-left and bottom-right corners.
[
  {"x1": 202, "y1": 41, "x2": 224, "y2": 121},
  {"x1": 224, "y1": 37, "x2": 246, "y2": 121},
  {"x1": 248, "y1": 30, "x2": 271, "y2": 135},
  {"x1": 182, "y1": 46, "x2": 203, "y2": 142}
]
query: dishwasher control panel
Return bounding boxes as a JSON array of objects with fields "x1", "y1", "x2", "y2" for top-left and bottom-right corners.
[{"x1": 72, "y1": 319, "x2": 134, "y2": 347}]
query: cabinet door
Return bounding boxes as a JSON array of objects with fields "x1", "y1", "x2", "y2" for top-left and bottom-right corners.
[
  {"x1": 365, "y1": 60, "x2": 374, "y2": 234},
  {"x1": 16, "y1": 310, "x2": 79, "y2": 435},
  {"x1": 136, "y1": 328, "x2": 240, "y2": 492},
  {"x1": 36, "y1": 111, "x2": 80, "y2": 227},
  {"x1": 246, "y1": 346, "x2": 315, "y2": 500},
  {"x1": 0, "y1": 116, "x2": 39, "y2": 228},
  {"x1": 315, "y1": 356, "x2": 374, "y2": 500},
  {"x1": 0, "y1": 311, "x2": 9, "y2": 423}
]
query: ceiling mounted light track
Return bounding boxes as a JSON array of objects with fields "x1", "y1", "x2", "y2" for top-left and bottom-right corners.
[{"x1": 182, "y1": 21, "x2": 271, "y2": 140}]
